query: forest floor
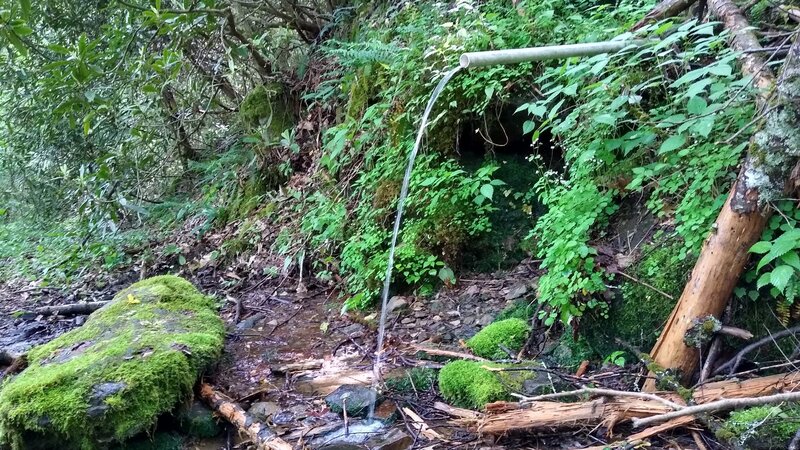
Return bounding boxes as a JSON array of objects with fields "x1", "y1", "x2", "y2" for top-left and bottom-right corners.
[{"x1": 0, "y1": 256, "x2": 707, "y2": 450}]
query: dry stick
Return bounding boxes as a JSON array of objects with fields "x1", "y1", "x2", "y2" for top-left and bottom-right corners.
[
  {"x1": 699, "y1": 336, "x2": 723, "y2": 383},
  {"x1": 714, "y1": 325, "x2": 800, "y2": 375},
  {"x1": 633, "y1": 391, "x2": 800, "y2": 428},
  {"x1": 512, "y1": 387, "x2": 684, "y2": 410},
  {"x1": 199, "y1": 382, "x2": 292, "y2": 450},
  {"x1": 409, "y1": 344, "x2": 489, "y2": 362},
  {"x1": 616, "y1": 271, "x2": 674, "y2": 300}
]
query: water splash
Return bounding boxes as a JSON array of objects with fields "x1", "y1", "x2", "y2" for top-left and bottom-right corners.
[{"x1": 368, "y1": 66, "x2": 461, "y2": 419}]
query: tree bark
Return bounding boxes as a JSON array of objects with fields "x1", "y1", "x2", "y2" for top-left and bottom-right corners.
[
  {"x1": 644, "y1": 0, "x2": 800, "y2": 390},
  {"x1": 632, "y1": 0, "x2": 698, "y2": 30},
  {"x1": 33, "y1": 301, "x2": 108, "y2": 316}
]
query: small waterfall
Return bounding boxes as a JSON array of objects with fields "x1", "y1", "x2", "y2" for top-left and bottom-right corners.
[{"x1": 368, "y1": 66, "x2": 461, "y2": 420}]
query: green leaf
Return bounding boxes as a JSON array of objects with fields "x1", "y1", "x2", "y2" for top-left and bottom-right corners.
[
  {"x1": 658, "y1": 135, "x2": 686, "y2": 154},
  {"x1": 781, "y1": 251, "x2": 800, "y2": 271},
  {"x1": 484, "y1": 86, "x2": 494, "y2": 100},
  {"x1": 593, "y1": 114, "x2": 617, "y2": 126},
  {"x1": 708, "y1": 63, "x2": 732, "y2": 77},
  {"x1": 522, "y1": 120, "x2": 535, "y2": 135},
  {"x1": 3, "y1": 29, "x2": 28, "y2": 56},
  {"x1": 756, "y1": 272, "x2": 771, "y2": 290},
  {"x1": 480, "y1": 184, "x2": 494, "y2": 200},
  {"x1": 687, "y1": 96, "x2": 707, "y2": 115},
  {"x1": 19, "y1": 0, "x2": 31, "y2": 18},
  {"x1": 750, "y1": 241, "x2": 771, "y2": 254},
  {"x1": 770, "y1": 265, "x2": 794, "y2": 292}
]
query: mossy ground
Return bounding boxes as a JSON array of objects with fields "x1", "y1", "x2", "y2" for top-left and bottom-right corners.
[
  {"x1": 0, "y1": 276, "x2": 225, "y2": 449},
  {"x1": 437, "y1": 360, "x2": 507, "y2": 409},
  {"x1": 384, "y1": 367, "x2": 437, "y2": 394},
  {"x1": 437, "y1": 360, "x2": 541, "y2": 409},
  {"x1": 466, "y1": 318, "x2": 530, "y2": 360},
  {"x1": 717, "y1": 405, "x2": 800, "y2": 449}
]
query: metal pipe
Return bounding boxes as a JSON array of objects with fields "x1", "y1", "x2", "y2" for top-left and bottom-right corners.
[{"x1": 459, "y1": 40, "x2": 644, "y2": 68}]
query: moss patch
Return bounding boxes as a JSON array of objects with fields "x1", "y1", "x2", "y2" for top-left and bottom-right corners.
[
  {"x1": 717, "y1": 405, "x2": 800, "y2": 449},
  {"x1": 496, "y1": 299, "x2": 536, "y2": 322},
  {"x1": 466, "y1": 318, "x2": 530, "y2": 360},
  {"x1": 0, "y1": 276, "x2": 225, "y2": 449},
  {"x1": 239, "y1": 84, "x2": 293, "y2": 136},
  {"x1": 385, "y1": 367, "x2": 437, "y2": 394},
  {"x1": 438, "y1": 361, "x2": 507, "y2": 409}
]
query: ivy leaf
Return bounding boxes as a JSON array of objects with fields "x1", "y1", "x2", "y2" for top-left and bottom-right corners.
[
  {"x1": 659, "y1": 135, "x2": 686, "y2": 154},
  {"x1": 770, "y1": 265, "x2": 794, "y2": 293},
  {"x1": 480, "y1": 184, "x2": 494, "y2": 200}
]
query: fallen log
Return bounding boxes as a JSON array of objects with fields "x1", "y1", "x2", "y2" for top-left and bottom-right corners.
[
  {"x1": 199, "y1": 382, "x2": 292, "y2": 450},
  {"x1": 459, "y1": 372, "x2": 800, "y2": 435},
  {"x1": 32, "y1": 301, "x2": 108, "y2": 316},
  {"x1": 632, "y1": 0, "x2": 698, "y2": 30},
  {"x1": 409, "y1": 344, "x2": 489, "y2": 362},
  {"x1": 645, "y1": 0, "x2": 800, "y2": 389}
]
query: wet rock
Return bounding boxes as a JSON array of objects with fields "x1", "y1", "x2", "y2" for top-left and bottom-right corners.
[
  {"x1": 372, "y1": 400, "x2": 398, "y2": 423},
  {"x1": 248, "y1": 401, "x2": 280, "y2": 422},
  {"x1": 325, "y1": 385, "x2": 382, "y2": 417},
  {"x1": 364, "y1": 428, "x2": 412, "y2": 450},
  {"x1": 178, "y1": 401, "x2": 222, "y2": 438},
  {"x1": 462, "y1": 285, "x2": 481, "y2": 300},
  {"x1": 386, "y1": 296, "x2": 408, "y2": 314},
  {"x1": 340, "y1": 323, "x2": 364, "y2": 335},
  {"x1": 504, "y1": 283, "x2": 529, "y2": 301},
  {"x1": 272, "y1": 409, "x2": 297, "y2": 426},
  {"x1": 236, "y1": 312, "x2": 266, "y2": 331},
  {"x1": 74, "y1": 316, "x2": 86, "y2": 326},
  {"x1": 0, "y1": 276, "x2": 225, "y2": 448}
]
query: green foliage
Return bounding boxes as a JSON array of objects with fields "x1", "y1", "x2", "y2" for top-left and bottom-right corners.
[
  {"x1": 717, "y1": 405, "x2": 800, "y2": 450},
  {"x1": 466, "y1": 318, "x2": 530, "y2": 360},
  {"x1": 0, "y1": 276, "x2": 225, "y2": 449},
  {"x1": 496, "y1": 299, "x2": 536, "y2": 322},
  {"x1": 520, "y1": 19, "x2": 756, "y2": 323},
  {"x1": 384, "y1": 367, "x2": 437, "y2": 394},
  {"x1": 437, "y1": 360, "x2": 507, "y2": 409},
  {"x1": 741, "y1": 201, "x2": 800, "y2": 315}
]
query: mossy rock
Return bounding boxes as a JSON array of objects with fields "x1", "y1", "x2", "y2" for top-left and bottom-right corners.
[
  {"x1": 438, "y1": 360, "x2": 560, "y2": 409},
  {"x1": 0, "y1": 275, "x2": 225, "y2": 449},
  {"x1": 177, "y1": 401, "x2": 221, "y2": 439},
  {"x1": 717, "y1": 405, "x2": 800, "y2": 449},
  {"x1": 466, "y1": 318, "x2": 530, "y2": 360},
  {"x1": 239, "y1": 83, "x2": 294, "y2": 136}
]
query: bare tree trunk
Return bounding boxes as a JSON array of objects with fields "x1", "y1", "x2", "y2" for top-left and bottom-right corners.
[{"x1": 644, "y1": 1, "x2": 800, "y2": 390}]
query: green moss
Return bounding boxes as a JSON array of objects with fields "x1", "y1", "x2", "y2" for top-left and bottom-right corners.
[
  {"x1": 437, "y1": 361, "x2": 507, "y2": 409},
  {"x1": 717, "y1": 405, "x2": 800, "y2": 449},
  {"x1": 384, "y1": 367, "x2": 437, "y2": 394},
  {"x1": 466, "y1": 318, "x2": 530, "y2": 360},
  {"x1": 0, "y1": 276, "x2": 225, "y2": 449},
  {"x1": 581, "y1": 242, "x2": 692, "y2": 358},
  {"x1": 549, "y1": 332, "x2": 595, "y2": 370},
  {"x1": 496, "y1": 300, "x2": 536, "y2": 322},
  {"x1": 239, "y1": 84, "x2": 293, "y2": 135}
]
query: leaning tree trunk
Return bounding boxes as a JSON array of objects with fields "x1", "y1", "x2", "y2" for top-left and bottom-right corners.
[{"x1": 644, "y1": 2, "x2": 800, "y2": 390}]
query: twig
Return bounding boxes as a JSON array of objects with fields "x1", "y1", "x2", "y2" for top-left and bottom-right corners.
[
  {"x1": 699, "y1": 336, "x2": 722, "y2": 383},
  {"x1": 714, "y1": 325, "x2": 800, "y2": 375},
  {"x1": 616, "y1": 271, "x2": 674, "y2": 300},
  {"x1": 409, "y1": 344, "x2": 488, "y2": 362},
  {"x1": 513, "y1": 386, "x2": 684, "y2": 410},
  {"x1": 632, "y1": 390, "x2": 800, "y2": 428}
]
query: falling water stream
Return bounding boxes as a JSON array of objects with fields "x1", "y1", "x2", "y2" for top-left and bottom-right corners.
[{"x1": 368, "y1": 66, "x2": 461, "y2": 420}]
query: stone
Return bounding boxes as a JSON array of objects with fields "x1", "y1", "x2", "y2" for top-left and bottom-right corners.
[
  {"x1": 364, "y1": 428, "x2": 412, "y2": 450},
  {"x1": 248, "y1": 401, "x2": 281, "y2": 422},
  {"x1": 477, "y1": 314, "x2": 494, "y2": 326},
  {"x1": 400, "y1": 318, "x2": 414, "y2": 325},
  {"x1": 272, "y1": 409, "x2": 297, "y2": 426},
  {"x1": 0, "y1": 276, "x2": 225, "y2": 448},
  {"x1": 385, "y1": 296, "x2": 408, "y2": 314},
  {"x1": 339, "y1": 323, "x2": 364, "y2": 335},
  {"x1": 74, "y1": 316, "x2": 86, "y2": 326},
  {"x1": 325, "y1": 385, "x2": 382, "y2": 417},
  {"x1": 504, "y1": 283, "x2": 529, "y2": 301},
  {"x1": 178, "y1": 401, "x2": 222, "y2": 438},
  {"x1": 372, "y1": 400, "x2": 398, "y2": 423}
]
